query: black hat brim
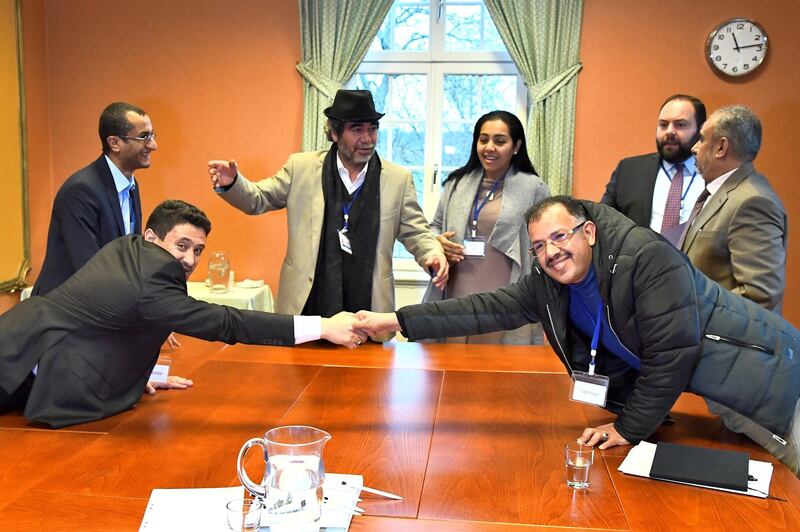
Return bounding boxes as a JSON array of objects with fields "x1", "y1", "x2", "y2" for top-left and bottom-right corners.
[{"x1": 323, "y1": 108, "x2": 385, "y2": 122}]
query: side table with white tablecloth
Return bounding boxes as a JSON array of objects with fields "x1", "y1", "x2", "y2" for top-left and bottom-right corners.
[
  {"x1": 21, "y1": 283, "x2": 274, "y2": 313},
  {"x1": 186, "y1": 281, "x2": 274, "y2": 312}
]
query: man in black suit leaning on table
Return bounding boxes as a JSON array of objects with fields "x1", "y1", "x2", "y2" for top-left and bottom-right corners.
[
  {"x1": 0, "y1": 200, "x2": 366, "y2": 428},
  {"x1": 353, "y1": 196, "x2": 800, "y2": 476}
]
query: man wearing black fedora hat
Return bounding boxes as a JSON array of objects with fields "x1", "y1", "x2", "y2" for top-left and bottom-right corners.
[{"x1": 208, "y1": 89, "x2": 447, "y2": 340}]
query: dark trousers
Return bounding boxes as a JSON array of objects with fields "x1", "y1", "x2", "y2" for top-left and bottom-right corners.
[{"x1": 0, "y1": 373, "x2": 35, "y2": 413}]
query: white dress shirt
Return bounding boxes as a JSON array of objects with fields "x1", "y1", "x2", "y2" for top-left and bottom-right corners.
[
  {"x1": 700, "y1": 167, "x2": 738, "y2": 208},
  {"x1": 649, "y1": 156, "x2": 705, "y2": 232},
  {"x1": 293, "y1": 315, "x2": 323, "y2": 344},
  {"x1": 336, "y1": 153, "x2": 368, "y2": 194},
  {"x1": 105, "y1": 155, "x2": 137, "y2": 235}
]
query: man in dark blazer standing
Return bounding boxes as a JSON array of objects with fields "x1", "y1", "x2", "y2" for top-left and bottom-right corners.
[
  {"x1": 32, "y1": 102, "x2": 154, "y2": 296},
  {"x1": 601, "y1": 94, "x2": 707, "y2": 239},
  {"x1": 0, "y1": 200, "x2": 366, "y2": 428},
  {"x1": 683, "y1": 105, "x2": 786, "y2": 314}
]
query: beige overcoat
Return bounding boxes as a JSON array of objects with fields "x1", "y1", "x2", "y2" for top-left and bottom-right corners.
[{"x1": 220, "y1": 150, "x2": 444, "y2": 316}]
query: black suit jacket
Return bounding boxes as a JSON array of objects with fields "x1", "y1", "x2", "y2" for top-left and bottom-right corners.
[
  {"x1": 32, "y1": 155, "x2": 143, "y2": 296},
  {"x1": 0, "y1": 235, "x2": 294, "y2": 428},
  {"x1": 600, "y1": 153, "x2": 661, "y2": 227}
]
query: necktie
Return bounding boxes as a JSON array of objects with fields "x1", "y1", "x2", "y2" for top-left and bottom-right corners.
[
  {"x1": 677, "y1": 187, "x2": 711, "y2": 249},
  {"x1": 129, "y1": 187, "x2": 136, "y2": 234},
  {"x1": 660, "y1": 163, "x2": 684, "y2": 233}
]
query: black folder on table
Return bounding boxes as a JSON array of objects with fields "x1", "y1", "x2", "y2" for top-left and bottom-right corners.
[{"x1": 649, "y1": 442, "x2": 749, "y2": 492}]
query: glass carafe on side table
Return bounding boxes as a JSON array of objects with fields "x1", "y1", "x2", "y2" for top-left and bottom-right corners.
[{"x1": 207, "y1": 251, "x2": 230, "y2": 293}]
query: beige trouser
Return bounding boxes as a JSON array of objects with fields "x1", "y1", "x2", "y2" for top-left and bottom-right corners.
[{"x1": 705, "y1": 398, "x2": 800, "y2": 477}]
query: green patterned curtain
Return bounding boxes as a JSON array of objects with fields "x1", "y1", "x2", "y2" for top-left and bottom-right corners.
[
  {"x1": 298, "y1": 0, "x2": 393, "y2": 151},
  {"x1": 484, "y1": 0, "x2": 583, "y2": 195}
]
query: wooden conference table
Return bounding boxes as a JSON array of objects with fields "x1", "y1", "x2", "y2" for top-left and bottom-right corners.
[{"x1": 1, "y1": 337, "x2": 799, "y2": 531}]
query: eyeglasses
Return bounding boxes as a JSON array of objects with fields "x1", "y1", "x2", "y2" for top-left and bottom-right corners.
[
  {"x1": 118, "y1": 132, "x2": 156, "y2": 144},
  {"x1": 528, "y1": 220, "x2": 588, "y2": 255}
]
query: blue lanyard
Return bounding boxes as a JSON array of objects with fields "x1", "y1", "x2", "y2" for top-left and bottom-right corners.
[
  {"x1": 470, "y1": 177, "x2": 504, "y2": 237},
  {"x1": 588, "y1": 301, "x2": 603, "y2": 376},
  {"x1": 342, "y1": 185, "x2": 363, "y2": 232},
  {"x1": 660, "y1": 162, "x2": 698, "y2": 210}
]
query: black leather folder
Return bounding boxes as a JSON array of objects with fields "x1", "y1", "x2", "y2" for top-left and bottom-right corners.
[{"x1": 649, "y1": 442, "x2": 749, "y2": 492}]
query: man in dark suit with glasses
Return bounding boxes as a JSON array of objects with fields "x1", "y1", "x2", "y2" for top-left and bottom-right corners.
[{"x1": 33, "y1": 101, "x2": 156, "y2": 296}]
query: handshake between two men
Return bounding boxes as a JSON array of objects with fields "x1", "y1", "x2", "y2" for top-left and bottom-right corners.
[{"x1": 326, "y1": 311, "x2": 402, "y2": 348}]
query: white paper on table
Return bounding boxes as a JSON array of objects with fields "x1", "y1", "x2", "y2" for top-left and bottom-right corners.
[
  {"x1": 139, "y1": 473, "x2": 363, "y2": 531},
  {"x1": 617, "y1": 441, "x2": 773, "y2": 498},
  {"x1": 148, "y1": 357, "x2": 171, "y2": 384},
  {"x1": 235, "y1": 279, "x2": 265, "y2": 288}
]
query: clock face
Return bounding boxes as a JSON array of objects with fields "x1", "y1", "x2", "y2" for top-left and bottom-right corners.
[{"x1": 706, "y1": 18, "x2": 768, "y2": 77}]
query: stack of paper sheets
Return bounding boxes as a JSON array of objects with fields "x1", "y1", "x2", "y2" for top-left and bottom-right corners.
[{"x1": 139, "y1": 473, "x2": 363, "y2": 531}]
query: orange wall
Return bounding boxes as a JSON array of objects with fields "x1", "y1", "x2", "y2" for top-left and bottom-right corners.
[
  {"x1": 0, "y1": 0, "x2": 48, "y2": 314},
  {"x1": 0, "y1": 0, "x2": 302, "y2": 314},
  {"x1": 5, "y1": 0, "x2": 799, "y2": 325},
  {"x1": 575, "y1": 0, "x2": 800, "y2": 323}
]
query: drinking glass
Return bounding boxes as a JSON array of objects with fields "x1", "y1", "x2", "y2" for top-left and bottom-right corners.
[
  {"x1": 565, "y1": 442, "x2": 594, "y2": 489},
  {"x1": 225, "y1": 498, "x2": 263, "y2": 532},
  {"x1": 208, "y1": 252, "x2": 230, "y2": 293}
]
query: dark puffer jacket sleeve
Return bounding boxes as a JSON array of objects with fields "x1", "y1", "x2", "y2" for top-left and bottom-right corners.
[
  {"x1": 398, "y1": 276, "x2": 542, "y2": 341},
  {"x1": 612, "y1": 239, "x2": 701, "y2": 443}
]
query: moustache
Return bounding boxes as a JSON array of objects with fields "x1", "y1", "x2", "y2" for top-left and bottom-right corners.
[{"x1": 546, "y1": 250, "x2": 571, "y2": 267}]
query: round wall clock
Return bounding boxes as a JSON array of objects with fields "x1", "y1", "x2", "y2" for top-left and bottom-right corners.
[{"x1": 706, "y1": 18, "x2": 768, "y2": 77}]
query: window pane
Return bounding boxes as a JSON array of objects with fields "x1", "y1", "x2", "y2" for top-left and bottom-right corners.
[
  {"x1": 392, "y1": 168, "x2": 425, "y2": 258},
  {"x1": 479, "y1": 75, "x2": 517, "y2": 109},
  {"x1": 441, "y1": 74, "x2": 518, "y2": 180},
  {"x1": 354, "y1": 73, "x2": 427, "y2": 164},
  {"x1": 443, "y1": 75, "x2": 478, "y2": 120},
  {"x1": 442, "y1": 122, "x2": 473, "y2": 169},
  {"x1": 358, "y1": 1, "x2": 522, "y2": 262},
  {"x1": 370, "y1": 1, "x2": 430, "y2": 52},
  {"x1": 355, "y1": 73, "x2": 428, "y2": 259},
  {"x1": 445, "y1": 1, "x2": 504, "y2": 51}
]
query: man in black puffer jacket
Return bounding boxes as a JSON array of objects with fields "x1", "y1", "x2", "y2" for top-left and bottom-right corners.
[{"x1": 353, "y1": 196, "x2": 800, "y2": 475}]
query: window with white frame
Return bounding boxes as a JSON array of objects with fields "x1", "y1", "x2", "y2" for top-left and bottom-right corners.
[{"x1": 350, "y1": 0, "x2": 527, "y2": 271}]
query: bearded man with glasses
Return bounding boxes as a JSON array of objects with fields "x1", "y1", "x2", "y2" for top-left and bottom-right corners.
[
  {"x1": 353, "y1": 195, "x2": 800, "y2": 477},
  {"x1": 33, "y1": 101, "x2": 157, "y2": 296}
]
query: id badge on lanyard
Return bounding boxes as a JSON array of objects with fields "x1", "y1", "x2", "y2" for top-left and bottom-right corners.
[
  {"x1": 465, "y1": 177, "x2": 502, "y2": 258},
  {"x1": 338, "y1": 229, "x2": 352, "y2": 254},
  {"x1": 339, "y1": 185, "x2": 363, "y2": 255},
  {"x1": 463, "y1": 236, "x2": 486, "y2": 257},
  {"x1": 569, "y1": 301, "x2": 609, "y2": 407},
  {"x1": 570, "y1": 371, "x2": 609, "y2": 407}
]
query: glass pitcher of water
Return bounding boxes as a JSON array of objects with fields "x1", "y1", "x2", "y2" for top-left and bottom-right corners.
[{"x1": 236, "y1": 425, "x2": 331, "y2": 527}]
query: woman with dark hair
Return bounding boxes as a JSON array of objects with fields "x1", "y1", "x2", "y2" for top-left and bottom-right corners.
[{"x1": 422, "y1": 110, "x2": 550, "y2": 344}]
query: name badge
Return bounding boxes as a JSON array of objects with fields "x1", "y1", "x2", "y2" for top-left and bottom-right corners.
[
  {"x1": 338, "y1": 229, "x2": 352, "y2": 254},
  {"x1": 463, "y1": 237, "x2": 486, "y2": 257},
  {"x1": 570, "y1": 371, "x2": 609, "y2": 407},
  {"x1": 149, "y1": 356, "x2": 171, "y2": 384}
]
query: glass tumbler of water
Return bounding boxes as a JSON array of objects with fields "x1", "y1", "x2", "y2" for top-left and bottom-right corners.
[
  {"x1": 208, "y1": 252, "x2": 230, "y2": 293},
  {"x1": 565, "y1": 442, "x2": 594, "y2": 489},
  {"x1": 225, "y1": 498, "x2": 263, "y2": 532}
]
